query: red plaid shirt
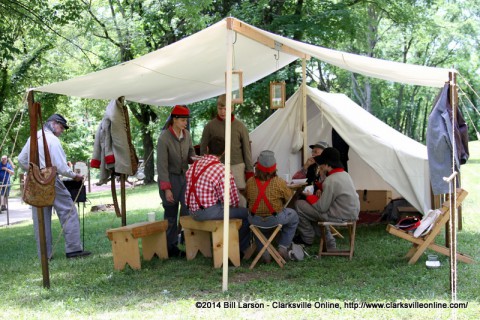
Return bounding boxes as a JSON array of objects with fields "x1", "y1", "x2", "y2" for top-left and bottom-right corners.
[{"x1": 185, "y1": 154, "x2": 239, "y2": 212}]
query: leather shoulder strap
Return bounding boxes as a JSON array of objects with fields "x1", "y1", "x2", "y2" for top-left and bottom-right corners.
[
  {"x1": 36, "y1": 105, "x2": 52, "y2": 167},
  {"x1": 29, "y1": 102, "x2": 39, "y2": 165}
]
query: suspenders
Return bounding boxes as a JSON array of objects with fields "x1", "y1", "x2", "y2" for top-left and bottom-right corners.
[
  {"x1": 186, "y1": 160, "x2": 219, "y2": 209},
  {"x1": 251, "y1": 178, "x2": 276, "y2": 215}
]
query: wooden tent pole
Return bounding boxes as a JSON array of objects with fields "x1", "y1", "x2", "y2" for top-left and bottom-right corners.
[
  {"x1": 449, "y1": 72, "x2": 463, "y2": 230},
  {"x1": 302, "y1": 58, "x2": 307, "y2": 160},
  {"x1": 121, "y1": 174, "x2": 126, "y2": 226},
  {"x1": 448, "y1": 71, "x2": 458, "y2": 299},
  {"x1": 27, "y1": 91, "x2": 50, "y2": 289},
  {"x1": 222, "y1": 26, "x2": 234, "y2": 293}
]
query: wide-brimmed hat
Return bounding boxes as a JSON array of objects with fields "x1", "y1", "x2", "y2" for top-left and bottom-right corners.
[
  {"x1": 47, "y1": 114, "x2": 69, "y2": 129},
  {"x1": 256, "y1": 150, "x2": 277, "y2": 173},
  {"x1": 171, "y1": 105, "x2": 190, "y2": 118},
  {"x1": 309, "y1": 141, "x2": 329, "y2": 150},
  {"x1": 314, "y1": 147, "x2": 343, "y2": 168}
]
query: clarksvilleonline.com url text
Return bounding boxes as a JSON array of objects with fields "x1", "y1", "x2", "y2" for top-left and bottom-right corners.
[
  {"x1": 195, "y1": 300, "x2": 468, "y2": 310},
  {"x1": 344, "y1": 301, "x2": 468, "y2": 310}
]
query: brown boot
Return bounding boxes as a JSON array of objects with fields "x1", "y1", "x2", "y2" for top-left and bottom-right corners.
[
  {"x1": 278, "y1": 246, "x2": 289, "y2": 261},
  {"x1": 262, "y1": 251, "x2": 272, "y2": 264}
]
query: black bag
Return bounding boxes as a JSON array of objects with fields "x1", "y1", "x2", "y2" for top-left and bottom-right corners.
[{"x1": 63, "y1": 180, "x2": 86, "y2": 202}]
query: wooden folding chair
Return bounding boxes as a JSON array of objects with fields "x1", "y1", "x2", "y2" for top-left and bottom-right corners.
[
  {"x1": 386, "y1": 188, "x2": 474, "y2": 264},
  {"x1": 249, "y1": 224, "x2": 286, "y2": 269},
  {"x1": 329, "y1": 226, "x2": 344, "y2": 239}
]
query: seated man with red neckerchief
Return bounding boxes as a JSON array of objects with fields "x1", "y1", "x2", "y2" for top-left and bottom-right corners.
[
  {"x1": 245, "y1": 150, "x2": 299, "y2": 263},
  {"x1": 294, "y1": 147, "x2": 360, "y2": 249}
]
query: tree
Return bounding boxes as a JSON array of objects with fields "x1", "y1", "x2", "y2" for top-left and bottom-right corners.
[{"x1": 70, "y1": 0, "x2": 218, "y2": 183}]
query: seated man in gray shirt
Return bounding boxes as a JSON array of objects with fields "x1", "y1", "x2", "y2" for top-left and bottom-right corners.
[{"x1": 294, "y1": 147, "x2": 360, "y2": 249}]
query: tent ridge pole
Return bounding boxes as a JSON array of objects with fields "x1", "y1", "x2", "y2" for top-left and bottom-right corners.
[{"x1": 226, "y1": 17, "x2": 309, "y2": 60}]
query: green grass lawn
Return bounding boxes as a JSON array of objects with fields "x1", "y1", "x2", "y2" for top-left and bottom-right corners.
[{"x1": 1, "y1": 142, "x2": 479, "y2": 319}]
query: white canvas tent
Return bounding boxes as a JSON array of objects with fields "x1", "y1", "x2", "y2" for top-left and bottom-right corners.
[
  {"x1": 33, "y1": 18, "x2": 452, "y2": 104},
  {"x1": 250, "y1": 86, "x2": 431, "y2": 213},
  {"x1": 30, "y1": 17, "x2": 457, "y2": 291}
]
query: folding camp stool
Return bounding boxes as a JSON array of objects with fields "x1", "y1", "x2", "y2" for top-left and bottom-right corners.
[
  {"x1": 249, "y1": 224, "x2": 286, "y2": 269},
  {"x1": 329, "y1": 226, "x2": 344, "y2": 239},
  {"x1": 318, "y1": 221, "x2": 357, "y2": 260}
]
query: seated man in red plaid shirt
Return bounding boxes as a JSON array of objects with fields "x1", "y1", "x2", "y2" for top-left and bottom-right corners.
[{"x1": 185, "y1": 136, "x2": 250, "y2": 257}]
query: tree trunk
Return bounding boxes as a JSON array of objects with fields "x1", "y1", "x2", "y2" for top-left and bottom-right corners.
[
  {"x1": 141, "y1": 129, "x2": 155, "y2": 184},
  {"x1": 395, "y1": 85, "x2": 405, "y2": 131},
  {"x1": 129, "y1": 103, "x2": 158, "y2": 184},
  {"x1": 0, "y1": 67, "x2": 8, "y2": 113}
]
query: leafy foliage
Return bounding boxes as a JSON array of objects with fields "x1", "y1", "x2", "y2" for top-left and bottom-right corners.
[{"x1": 0, "y1": 0, "x2": 479, "y2": 171}]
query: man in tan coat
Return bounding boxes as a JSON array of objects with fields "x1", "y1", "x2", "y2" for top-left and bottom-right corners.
[{"x1": 200, "y1": 94, "x2": 254, "y2": 206}]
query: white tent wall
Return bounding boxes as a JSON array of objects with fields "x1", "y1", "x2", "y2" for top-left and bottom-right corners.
[{"x1": 250, "y1": 87, "x2": 431, "y2": 213}]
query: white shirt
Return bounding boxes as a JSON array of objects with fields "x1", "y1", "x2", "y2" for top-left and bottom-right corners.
[{"x1": 18, "y1": 128, "x2": 76, "y2": 179}]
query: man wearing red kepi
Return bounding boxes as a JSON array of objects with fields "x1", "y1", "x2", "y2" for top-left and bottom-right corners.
[{"x1": 157, "y1": 105, "x2": 196, "y2": 257}]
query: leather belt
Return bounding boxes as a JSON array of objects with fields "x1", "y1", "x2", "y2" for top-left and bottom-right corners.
[{"x1": 250, "y1": 212, "x2": 277, "y2": 217}]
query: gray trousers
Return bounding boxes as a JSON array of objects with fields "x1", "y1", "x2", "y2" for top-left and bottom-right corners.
[
  {"x1": 32, "y1": 178, "x2": 83, "y2": 259},
  {"x1": 248, "y1": 208, "x2": 299, "y2": 249},
  {"x1": 159, "y1": 173, "x2": 188, "y2": 251},
  {"x1": 295, "y1": 199, "x2": 335, "y2": 245}
]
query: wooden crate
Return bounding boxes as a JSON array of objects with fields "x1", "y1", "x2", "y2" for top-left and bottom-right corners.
[{"x1": 356, "y1": 190, "x2": 392, "y2": 212}]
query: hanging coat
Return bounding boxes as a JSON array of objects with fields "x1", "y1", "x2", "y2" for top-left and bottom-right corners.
[
  {"x1": 90, "y1": 97, "x2": 138, "y2": 185},
  {"x1": 426, "y1": 83, "x2": 469, "y2": 195}
]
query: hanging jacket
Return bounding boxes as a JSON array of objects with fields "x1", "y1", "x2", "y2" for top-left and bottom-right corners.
[
  {"x1": 427, "y1": 83, "x2": 469, "y2": 195},
  {"x1": 90, "y1": 97, "x2": 138, "y2": 184}
]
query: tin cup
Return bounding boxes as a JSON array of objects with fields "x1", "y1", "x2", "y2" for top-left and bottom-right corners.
[{"x1": 147, "y1": 212, "x2": 156, "y2": 222}]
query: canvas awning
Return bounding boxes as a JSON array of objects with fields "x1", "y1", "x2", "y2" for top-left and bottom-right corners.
[{"x1": 33, "y1": 18, "x2": 454, "y2": 105}]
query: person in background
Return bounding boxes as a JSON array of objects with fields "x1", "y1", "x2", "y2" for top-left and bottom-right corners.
[
  {"x1": 156, "y1": 105, "x2": 196, "y2": 258},
  {"x1": 292, "y1": 141, "x2": 329, "y2": 198},
  {"x1": 0, "y1": 155, "x2": 14, "y2": 211},
  {"x1": 294, "y1": 147, "x2": 360, "y2": 248},
  {"x1": 200, "y1": 94, "x2": 254, "y2": 207},
  {"x1": 246, "y1": 150, "x2": 299, "y2": 263},
  {"x1": 185, "y1": 136, "x2": 250, "y2": 257},
  {"x1": 18, "y1": 114, "x2": 90, "y2": 259}
]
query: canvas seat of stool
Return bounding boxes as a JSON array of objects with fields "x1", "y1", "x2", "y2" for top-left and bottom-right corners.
[
  {"x1": 249, "y1": 224, "x2": 286, "y2": 269},
  {"x1": 318, "y1": 221, "x2": 356, "y2": 260}
]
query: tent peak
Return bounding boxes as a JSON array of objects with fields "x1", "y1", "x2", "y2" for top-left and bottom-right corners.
[{"x1": 225, "y1": 17, "x2": 309, "y2": 60}]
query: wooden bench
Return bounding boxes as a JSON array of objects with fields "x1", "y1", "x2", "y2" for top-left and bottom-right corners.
[
  {"x1": 106, "y1": 220, "x2": 168, "y2": 270},
  {"x1": 180, "y1": 216, "x2": 242, "y2": 268}
]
